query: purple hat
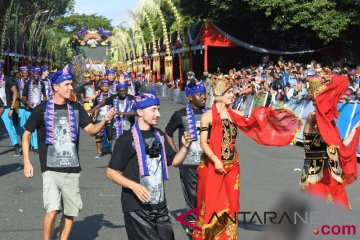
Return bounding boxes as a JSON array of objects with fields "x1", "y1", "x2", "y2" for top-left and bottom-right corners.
[
  {"x1": 51, "y1": 64, "x2": 72, "y2": 84},
  {"x1": 122, "y1": 72, "x2": 131, "y2": 79},
  {"x1": 33, "y1": 68, "x2": 41, "y2": 74},
  {"x1": 19, "y1": 66, "x2": 29, "y2": 72},
  {"x1": 185, "y1": 81, "x2": 206, "y2": 96},
  {"x1": 133, "y1": 90, "x2": 160, "y2": 110},
  {"x1": 100, "y1": 80, "x2": 109, "y2": 86},
  {"x1": 41, "y1": 66, "x2": 49, "y2": 72},
  {"x1": 116, "y1": 82, "x2": 128, "y2": 90},
  {"x1": 106, "y1": 69, "x2": 115, "y2": 75}
]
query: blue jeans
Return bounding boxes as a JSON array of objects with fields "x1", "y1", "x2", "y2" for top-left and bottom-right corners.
[
  {"x1": 24, "y1": 110, "x2": 38, "y2": 149},
  {"x1": 1, "y1": 108, "x2": 19, "y2": 145}
]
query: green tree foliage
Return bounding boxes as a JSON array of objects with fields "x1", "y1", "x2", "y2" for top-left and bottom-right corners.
[
  {"x1": 53, "y1": 14, "x2": 113, "y2": 35},
  {"x1": 244, "y1": 0, "x2": 360, "y2": 43},
  {"x1": 177, "y1": 0, "x2": 360, "y2": 43}
]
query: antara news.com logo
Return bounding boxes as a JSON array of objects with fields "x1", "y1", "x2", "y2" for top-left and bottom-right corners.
[{"x1": 175, "y1": 208, "x2": 357, "y2": 236}]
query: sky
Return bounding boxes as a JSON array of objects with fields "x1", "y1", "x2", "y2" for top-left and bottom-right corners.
[{"x1": 74, "y1": 0, "x2": 139, "y2": 27}]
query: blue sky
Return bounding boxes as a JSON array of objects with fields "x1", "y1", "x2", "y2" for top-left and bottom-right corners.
[{"x1": 74, "y1": 0, "x2": 138, "y2": 27}]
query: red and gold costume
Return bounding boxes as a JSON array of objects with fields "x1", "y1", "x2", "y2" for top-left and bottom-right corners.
[
  {"x1": 193, "y1": 76, "x2": 301, "y2": 240},
  {"x1": 300, "y1": 75, "x2": 360, "y2": 209}
]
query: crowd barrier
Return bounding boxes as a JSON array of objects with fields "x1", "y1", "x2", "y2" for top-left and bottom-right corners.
[{"x1": 141, "y1": 82, "x2": 360, "y2": 156}]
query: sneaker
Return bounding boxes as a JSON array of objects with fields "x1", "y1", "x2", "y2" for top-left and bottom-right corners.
[
  {"x1": 94, "y1": 152, "x2": 102, "y2": 158},
  {"x1": 14, "y1": 144, "x2": 22, "y2": 156}
]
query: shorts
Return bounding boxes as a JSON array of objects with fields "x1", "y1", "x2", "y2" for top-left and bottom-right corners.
[{"x1": 42, "y1": 171, "x2": 83, "y2": 217}]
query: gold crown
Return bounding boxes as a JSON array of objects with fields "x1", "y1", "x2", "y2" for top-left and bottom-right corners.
[
  {"x1": 211, "y1": 75, "x2": 234, "y2": 100},
  {"x1": 84, "y1": 73, "x2": 91, "y2": 77},
  {"x1": 308, "y1": 77, "x2": 326, "y2": 99}
]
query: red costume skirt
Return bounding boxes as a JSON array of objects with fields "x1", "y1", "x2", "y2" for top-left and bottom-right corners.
[
  {"x1": 192, "y1": 156, "x2": 240, "y2": 240},
  {"x1": 303, "y1": 168, "x2": 350, "y2": 210}
]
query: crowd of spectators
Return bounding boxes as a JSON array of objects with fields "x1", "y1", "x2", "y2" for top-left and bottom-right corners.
[{"x1": 163, "y1": 58, "x2": 360, "y2": 107}]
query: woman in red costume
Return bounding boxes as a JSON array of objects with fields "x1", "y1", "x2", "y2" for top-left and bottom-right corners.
[
  {"x1": 192, "y1": 75, "x2": 301, "y2": 240},
  {"x1": 300, "y1": 74, "x2": 360, "y2": 210}
]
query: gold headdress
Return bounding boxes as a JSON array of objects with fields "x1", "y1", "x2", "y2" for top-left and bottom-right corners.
[
  {"x1": 84, "y1": 72, "x2": 91, "y2": 78},
  {"x1": 211, "y1": 75, "x2": 234, "y2": 101},
  {"x1": 308, "y1": 77, "x2": 327, "y2": 99}
]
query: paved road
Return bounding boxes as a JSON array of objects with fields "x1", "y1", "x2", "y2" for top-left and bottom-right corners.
[{"x1": 1, "y1": 96, "x2": 360, "y2": 240}]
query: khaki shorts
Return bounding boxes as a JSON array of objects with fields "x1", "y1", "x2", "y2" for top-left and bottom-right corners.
[{"x1": 42, "y1": 171, "x2": 83, "y2": 217}]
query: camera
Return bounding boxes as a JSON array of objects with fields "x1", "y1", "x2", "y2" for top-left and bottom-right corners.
[{"x1": 145, "y1": 140, "x2": 162, "y2": 158}]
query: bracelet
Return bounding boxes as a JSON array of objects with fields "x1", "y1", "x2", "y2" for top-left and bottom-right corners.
[
  {"x1": 209, "y1": 153, "x2": 215, "y2": 160},
  {"x1": 10, "y1": 108, "x2": 14, "y2": 110}
]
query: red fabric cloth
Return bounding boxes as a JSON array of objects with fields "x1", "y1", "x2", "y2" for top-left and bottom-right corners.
[
  {"x1": 315, "y1": 75, "x2": 360, "y2": 185},
  {"x1": 200, "y1": 22, "x2": 237, "y2": 47},
  {"x1": 210, "y1": 105, "x2": 301, "y2": 161},
  {"x1": 304, "y1": 168, "x2": 350, "y2": 210}
]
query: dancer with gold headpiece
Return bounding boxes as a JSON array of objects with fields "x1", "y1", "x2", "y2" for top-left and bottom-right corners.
[
  {"x1": 192, "y1": 75, "x2": 301, "y2": 240},
  {"x1": 300, "y1": 74, "x2": 360, "y2": 209}
]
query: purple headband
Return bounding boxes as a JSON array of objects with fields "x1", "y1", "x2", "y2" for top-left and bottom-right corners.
[
  {"x1": 185, "y1": 81, "x2": 206, "y2": 96},
  {"x1": 100, "y1": 80, "x2": 109, "y2": 86},
  {"x1": 116, "y1": 82, "x2": 128, "y2": 90},
  {"x1": 133, "y1": 90, "x2": 160, "y2": 110}
]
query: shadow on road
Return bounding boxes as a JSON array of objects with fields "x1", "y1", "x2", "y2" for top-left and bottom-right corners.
[
  {"x1": 170, "y1": 208, "x2": 187, "y2": 219},
  {"x1": 238, "y1": 220, "x2": 265, "y2": 231},
  {"x1": 52, "y1": 214, "x2": 124, "y2": 240},
  {"x1": 0, "y1": 147, "x2": 15, "y2": 156},
  {"x1": 0, "y1": 163, "x2": 22, "y2": 177}
]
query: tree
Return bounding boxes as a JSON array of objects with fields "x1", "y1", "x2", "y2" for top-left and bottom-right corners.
[
  {"x1": 177, "y1": 0, "x2": 360, "y2": 44},
  {"x1": 53, "y1": 14, "x2": 113, "y2": 35},
  {"x1": 244, "y1": 0, "x2": 360, "y2": 43}
]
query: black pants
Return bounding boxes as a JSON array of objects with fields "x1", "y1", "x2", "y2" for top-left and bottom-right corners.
[
  {"x1": 95, "y1": 121, "x2": 113, "y2": 143},
  {"x1": 124, "y1": 206, "x2": 175, "y2": 240},
  {"x1": 179, "y1": 166, "x2": 198, "y2": 221}
]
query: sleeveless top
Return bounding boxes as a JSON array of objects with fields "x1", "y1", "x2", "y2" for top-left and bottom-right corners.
[
  {"x1": 300, "y1": 132, "x2": 343, "y2": 189},
  {"x1": 206, "y1": 119, "x2": 238, "y2": 163},
  {"x1": 221, "y1": 119, "x2": 237, "y2": 162}
]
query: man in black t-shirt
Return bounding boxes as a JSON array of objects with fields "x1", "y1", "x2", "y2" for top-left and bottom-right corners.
[
  {"x1": 22, "y1": 67, "x2": 46, "y2": 152},
  {"x1": 92, "y1": 80, "x2": 112, "y2": 158},
  {"x1": 40, "y1": 65, "x2": 53, "y2": 98},
  {"x1": 0, "y1": 63, "x2": 21, "y2": 155},
  {"x1": 80, "y1": 72, "x2": 98, "y2": 112},
  {"x1": 107, "y1": 90, "x2": 193, "y2": 240},
  {"x1": 165, "y1": 81, "x2": 207, "y2": 231},
  {"x1": 16, "y1": 66, "x2": 31, "y2": 138},
  {"x1": 90, "y1": 81, "x2": 136, "y2": 140},
  {"x1": 22, "y1": 65, "x2": 116, "y2": 240}
]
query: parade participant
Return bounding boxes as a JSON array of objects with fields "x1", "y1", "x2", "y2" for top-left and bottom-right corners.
[
  {"x1": 22, "y1": 65, "x2": 116, "y2": 240},
  {"x1": 92, "y1": 80, "x2": 112, "y2": 158},
  {"x1": 115, "y1": 65, "x2": 123, "y2": 81},
  {"x1": 106, "y1": 90, "x2": 193, "y2": 240},
  {"x1": 90, "y1": 78, "x2": 136, "y2": 139},
  {"x1": 16, "y1": 66, "x2": 31, "y2": 136},
  {"x1": 0, "y1": 63, "x2": 21, "y2": 155},
  {"x1": 107, "y1": 69, "x2": 117, "y2": 95},
  {"x1": 164, "y1": 81, "x2": 207, "y2": 233},
  {"x1": 80, "y1": 72, "x2": 98, "y2": 112},
  {"x1": 123, "y1": 72, "x2": 138, "y2": 96},
  {"x1": 299, "y1": 75, "x2": 360, "y2": 209},
  {"x1": 22, "y1": 67, "x2": 46, "y2": 153},
  {"x1": 94, "y1": 70, "x2": 101, "y2": 85},
  {"x1": 40, "y1": 65, "x2": 53, "y2": 98},
  {"x1": 192, "y1": 76, "x2": 301, "y2": 240}
]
